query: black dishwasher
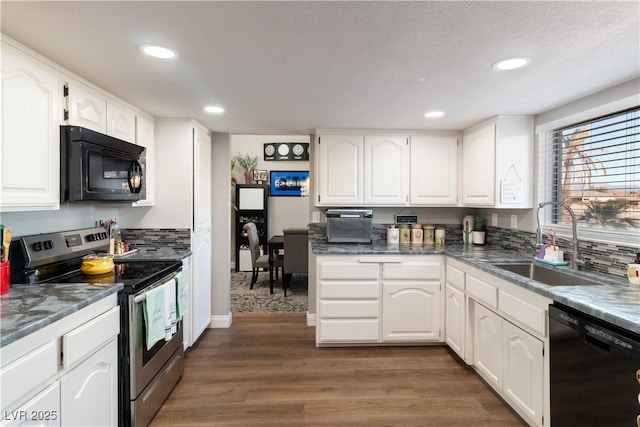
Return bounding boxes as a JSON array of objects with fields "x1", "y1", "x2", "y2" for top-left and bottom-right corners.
[{"x1": 549, "y1": 303, "x2": 640, "y2": 426}]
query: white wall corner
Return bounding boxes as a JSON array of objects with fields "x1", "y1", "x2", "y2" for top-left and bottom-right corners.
[{"x1": 210, "y1": 312, "x2": 233, "y2": 328}]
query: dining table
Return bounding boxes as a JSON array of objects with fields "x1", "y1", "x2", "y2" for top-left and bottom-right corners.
[{"x1": 267, "y1": 235, "x2": 284, "y2": 294}]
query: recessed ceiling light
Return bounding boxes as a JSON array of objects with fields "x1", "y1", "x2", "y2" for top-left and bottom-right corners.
[
  {"x1": 492, "y1": 57, "x2": 531, "y2": 71},
  {"x1": 424, "y1": 111, "x2": 445, "y2": 118},
  {"x1": 204, "y1": 106, "x2": 225, "y2": 114},
  {"x1": 140, "y1": 45, "x2": 177, "y2": 59}
]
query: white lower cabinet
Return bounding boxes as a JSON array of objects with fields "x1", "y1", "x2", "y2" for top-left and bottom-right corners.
[
  {"x1": 383, "y1": 282, "x2": 440, "y2": 341},
  {"x1": 502, "y1": 320, "x2": 544, "y2": 426},
  {"x1": 316, "y1": 255, "x2": 443, "y2": 345},
  {"x1": 60, "y1": 339, "x2": 118, "y2": 427},
  {"x1": 181, "y1": 257, "x2": 193, "y2": 350},
  {"x1": 471, "y1": 299, "x2": 545, "y2": 426},
  {"x1": 192, "y1": 231, "x2": 212, "y2": 343},
  {"x1": 473, "y1": 302, "x2": 504, "y2": 389},
  {"x1": 447, "y1": 258, "x2": 550, "y2": 426},
  {"x1": 445, "y1": 283, "x2": 466, "y2": 359},
  {"x1": 1, "y1": 381, "x2": 61, "y2": 426},
  {"x1": 317, "y1": 257, "x2": 380, "y2": 344},
  {"x1": 0, "y1": 296, "x2": 119, "y2": 427}
]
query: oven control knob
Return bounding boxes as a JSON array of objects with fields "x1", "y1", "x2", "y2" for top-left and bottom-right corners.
[
  {"x1": 86, "y1": 234, "x2": 94, "y2": 242},
  {"x1": 43, "y1": 240, "x2": 53, "y2": 250},
  {"x1": 32, "y1": 242, "x2": 43, "y2": 251}
]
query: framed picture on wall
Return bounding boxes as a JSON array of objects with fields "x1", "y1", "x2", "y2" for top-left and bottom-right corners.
[
  {"x1": 269, "y1": 171, "x2": 310, "y2": 197},
  {"x1": 253, "y1": 169, "x2": 268, "y2": 183}
]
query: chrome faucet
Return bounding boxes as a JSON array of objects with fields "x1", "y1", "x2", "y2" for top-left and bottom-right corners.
[{"x1": 536, "y1": 201, "x2": 591, "y2": 270}]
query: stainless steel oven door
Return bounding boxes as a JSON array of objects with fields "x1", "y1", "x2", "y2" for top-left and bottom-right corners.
[{"x1": 128, "y1": 273, "x2": 183, "y2": 399}]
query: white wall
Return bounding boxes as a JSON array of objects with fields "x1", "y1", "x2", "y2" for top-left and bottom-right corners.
[
  {"x1": 211, "y1": 132, "x2": 232, "y2": 320},
  {"x1": 0, "y1": 204, "x2": 119, "y2": 237}
]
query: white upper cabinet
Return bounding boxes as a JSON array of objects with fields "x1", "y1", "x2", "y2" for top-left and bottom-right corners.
[
  {"x1": 67, "y1": 79, "x2": 137, "y2": 143},
  {"x1": 1, "y1": 40, "x2": 61, "y2": 212},
  {"x1": 316, "y1": 134, "x2": 364, "y2": 206},
  {"x1": 106, "y1": 100, "x2": 136, "y2": 143},
  {"x1": 462, "y1": 123, "x2": 496, "y2": 206},
  {"x1": 316, "y1": 131, "x2": 460, "y2": 207},
  {"x1": 410, "y1": 135, "x2": 458, "y2": 205},
  {"x1": 462, "y1": 116, "x2": 533, "y2": 208},
  {"x1": 193, "y1": 123, "x2": 212, "y2": 232},
  {"x1": 133, "y1": 114, "x2": 154, "y2": 207},
  {"x1": 66, "y1": 79, "x2": 108, "y2": 134},
  {"x1": 364, "y1": 135, "x2": 409, "y2": 205}
]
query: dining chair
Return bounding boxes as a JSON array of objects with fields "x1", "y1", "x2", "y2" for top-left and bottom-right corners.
[
  {"x1": 242, "y1": 222, "x2": 282, "y2": 289},
  {"x1": 283, "y1": 227, "x2": 309, "y2": 296}
]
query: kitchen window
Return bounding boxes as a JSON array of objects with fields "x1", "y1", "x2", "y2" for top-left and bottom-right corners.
[{"x1": 538, "y1": 106, "x2": 640, "y2": 245}]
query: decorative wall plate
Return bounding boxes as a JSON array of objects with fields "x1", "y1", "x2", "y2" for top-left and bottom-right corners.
[{"x1": 264, "y1": 143, "x2": 309, "y2": 161}]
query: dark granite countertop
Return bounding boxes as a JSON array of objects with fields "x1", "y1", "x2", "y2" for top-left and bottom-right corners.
[
  {"x1": 0, "y1": 282, "x2": 123, "y2": 348},
  {"x1": 312, "y1": 242, "x2": 640, "y2": 335}
]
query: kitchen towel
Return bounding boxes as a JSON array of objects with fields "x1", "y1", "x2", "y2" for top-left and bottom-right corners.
[
  {"x1": 175, "y1": 272, "x2": 188, "y2": 320},
  {"x1": 143, "y1": 283, "x2": 166, "y2": 350},
  {"x1": 164, "y1": 278, "x2": 177, "y2": 340}
]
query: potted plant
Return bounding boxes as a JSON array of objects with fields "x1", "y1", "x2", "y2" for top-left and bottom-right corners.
[
  {"x1": 232, "y1": 153, "x2": 259, "y2": 183},
  {"x1": 472, "y1": 216, "x2": 486, "y2": 245}
]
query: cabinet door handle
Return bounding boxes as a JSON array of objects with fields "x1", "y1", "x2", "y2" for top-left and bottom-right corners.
[{"x1": 358, "y1": 258, "x2": 402, "y2": 264}]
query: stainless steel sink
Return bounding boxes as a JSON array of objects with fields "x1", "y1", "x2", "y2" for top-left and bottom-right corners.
[{"x1": 493, "y1": 263, "x2": 601, "y2": 286}]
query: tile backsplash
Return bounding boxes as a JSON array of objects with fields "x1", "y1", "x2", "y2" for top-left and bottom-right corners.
[
  {"x1": 309, "y1": 223, "x2": 636, "y2": 279},
  {"x1": 121, "y1": 228, "x2": 191, "y2": 250}
]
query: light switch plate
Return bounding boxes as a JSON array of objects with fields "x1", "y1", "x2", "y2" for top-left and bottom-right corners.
[
  {"x1": 312, "y1": 211, "x2": 320, "y2": 223},
  {"x1": 491, "y1": 214, "x2": 498, "y2": 227},
  {"x1": 510, "y1": 214, "x2": 518, "y2": 228}
]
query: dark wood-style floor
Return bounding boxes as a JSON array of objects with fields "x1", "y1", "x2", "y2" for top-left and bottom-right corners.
[{"x1": 150, "y1": 313, "x2": 526, "y2": 426}]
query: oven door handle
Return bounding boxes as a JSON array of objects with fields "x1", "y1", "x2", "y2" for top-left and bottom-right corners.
[{"x1": 133, "y1": 271, "x2": 180, "y2": 304}]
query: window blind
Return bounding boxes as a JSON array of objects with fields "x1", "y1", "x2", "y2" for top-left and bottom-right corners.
[{"x1": 539, "y1": 106, "x2": 640, "y2": 238}]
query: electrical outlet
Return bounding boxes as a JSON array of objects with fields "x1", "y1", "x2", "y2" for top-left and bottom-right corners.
[
  {"x1": 510, "y1": 214, "x2": 518, "y2": 228},
  {"x1": 312, "y1": 211, "x2": 320, "y2": 223},
  {"x1": 491, "y1": 214, "x2": 498, "y2": 227}
]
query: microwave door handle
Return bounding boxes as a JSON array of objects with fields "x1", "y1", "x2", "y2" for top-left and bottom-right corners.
[{"x1": 128, "y1": 160, "x2": 143, "y2": 193}]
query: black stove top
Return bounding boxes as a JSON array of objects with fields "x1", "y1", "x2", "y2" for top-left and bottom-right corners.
[{"x1": 38, "y1": 261, "x2": 182, "y2": 294}]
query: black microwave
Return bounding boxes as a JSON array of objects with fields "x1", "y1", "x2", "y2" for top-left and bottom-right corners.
[{"x1": 61, "y1": 125, "x2": 146, "y2": 203}]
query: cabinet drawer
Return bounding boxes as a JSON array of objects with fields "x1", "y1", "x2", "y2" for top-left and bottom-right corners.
[
  {"x1": 0, "y1": 341, "x2": 58, "y2": 411},
  {"x1": 320, "y1": 300, "x2": 379, "y2": 318},
  {"x1": 319, "y1": 319, "x2": 379, "y2": 342},
  {"x1": 466, "y1": 275, "x2": 497, "y2": 308},
  {"x1": 383, "y1": 261, "x2": 440, "y2": 280},
  {"x1": 62, "y1": 307, "x2": 120, "y2": 369},
  {"x1": 446, "y1": 265, "x2": 465, "y2": 289},
  {"x1": 320, "y1": 281, "x2": 379, "y2": 299},
  {"x1": 319, "y1": 262, "x2": 379, "y2": 280},
  {"x1": 499, "y1": 290, "x2": 547, "y2": 336}
]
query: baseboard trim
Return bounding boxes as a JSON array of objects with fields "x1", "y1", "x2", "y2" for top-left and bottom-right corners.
[
  {"x1": 306, "y1": 311, "x2": 316, "y2": 327},
  {"x1": 210, "y1": 312, "x2": 233, "y2": 328}
]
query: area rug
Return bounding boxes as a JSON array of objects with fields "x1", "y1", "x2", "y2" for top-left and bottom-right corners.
[{"x1": 230, "y1": 271, "x2": 308, "y2": 313}]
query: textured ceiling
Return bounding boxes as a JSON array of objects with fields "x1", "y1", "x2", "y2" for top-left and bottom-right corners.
[{"x1": 1, "y1": 1, "x2": 638, "y2": 134}]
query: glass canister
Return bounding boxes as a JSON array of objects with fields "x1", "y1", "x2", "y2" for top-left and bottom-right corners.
[
  {"x1": 387, "y1": 225, "x2": 399, "y2": 245},
  {"x1": 410, "y1": 223, "x2": 423, "y2": 244},
  {"x1": 435, "y1": 226, "x2": 446, "y2": 245},
  {"x1": 399, "y1": 224, "x2": 410, "y2": 244},
  {"x1": 422, "y1": 224, "x2": 435, "y2": 244}
]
